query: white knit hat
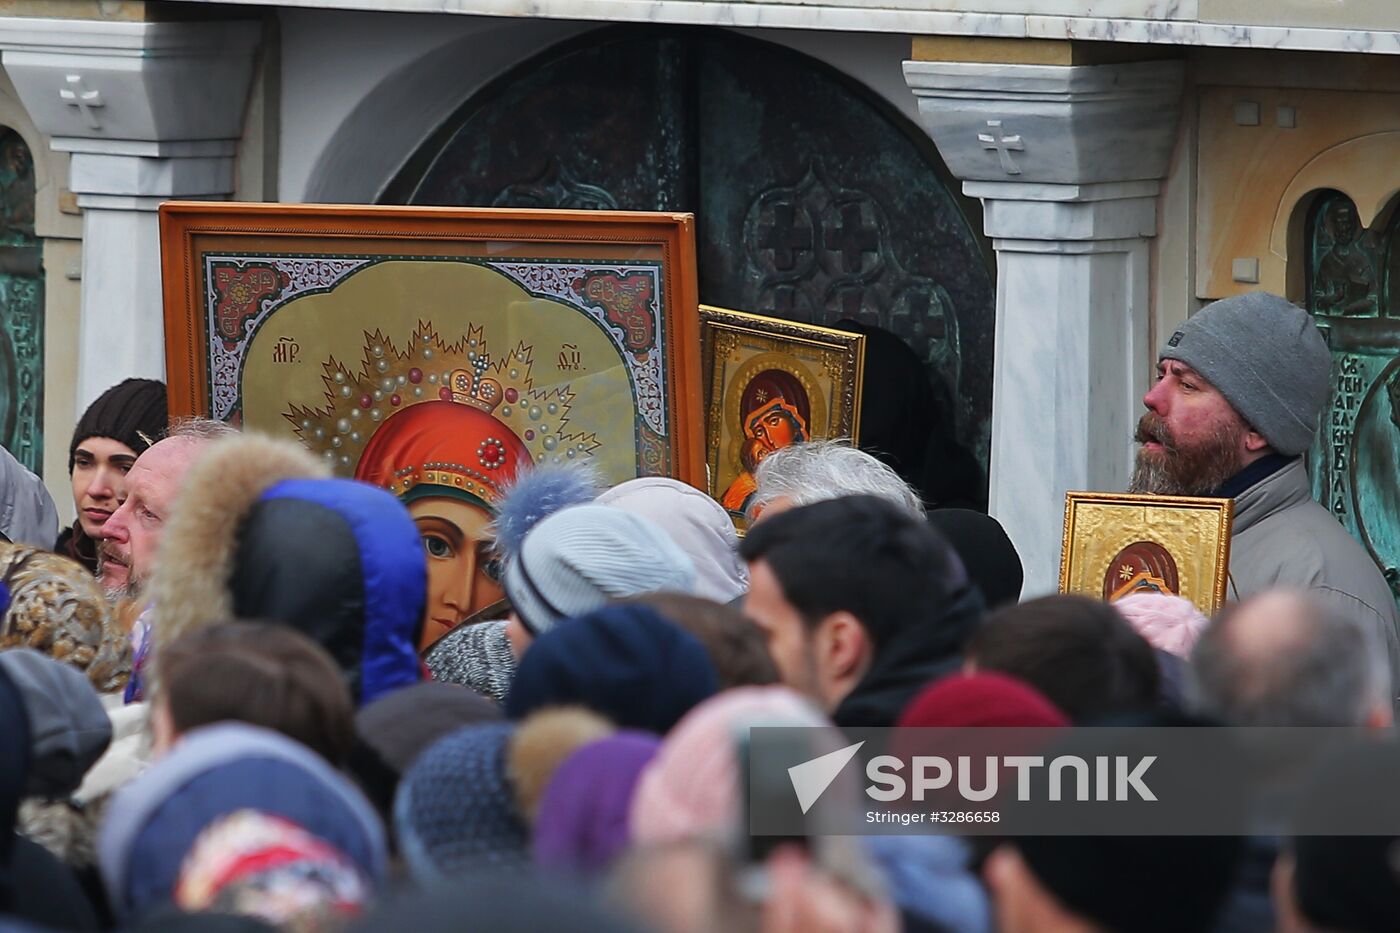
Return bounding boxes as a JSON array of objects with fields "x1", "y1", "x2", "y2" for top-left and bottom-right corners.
[
  {"x1": 595, "y1": 477, "x2": 748, "y2": 603},
  {"x1": 503, "y1": 505, "x2": 696, "y2": 636}
]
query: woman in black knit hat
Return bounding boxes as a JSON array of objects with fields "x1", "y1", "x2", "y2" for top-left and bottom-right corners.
[{"x1": 55, "y1": 378, "x2": 167, "y2": 574}]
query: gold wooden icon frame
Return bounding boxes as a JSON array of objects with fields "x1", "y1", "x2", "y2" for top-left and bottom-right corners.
[
  {"x1": 1059, "y1": 491, "x2": 1235, "y2": 615},
  {"x1": 699, "y1": 305, "x2": 865, "y2": 526},
  {"x1": 159, "y1": 201, "x2": 706, "y2": 488}
]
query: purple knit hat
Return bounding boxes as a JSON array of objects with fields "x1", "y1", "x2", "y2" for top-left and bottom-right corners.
[{"x1": 532, "y1": 731, "x2": 660, "y2": 874}]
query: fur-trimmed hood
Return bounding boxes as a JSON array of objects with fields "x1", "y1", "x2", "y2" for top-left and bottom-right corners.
[
  {"x1": 146, "y1": 434, "x2": 428, "y2": 704},
  {"x1": 147, "y1": 433, "x2": 328, "y2": 659}
]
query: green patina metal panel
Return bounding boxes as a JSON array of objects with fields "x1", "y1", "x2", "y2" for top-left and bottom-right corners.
[
  {"x1": 0, "y1": 128, "x2": 43, "y2": 475},
  {"x1": 385, "y1": 28, "x2": 995, "y2": 508},
  {"x1": 693, "y1": 39, "x2": 992, "y2": 479},
  {"x1": 1306, "y1": 190, "x2": 1400, "y2": 602}
]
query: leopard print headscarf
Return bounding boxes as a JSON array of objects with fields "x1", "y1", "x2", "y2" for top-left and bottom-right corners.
[{"x1": 0, "y1": 543, "x2": 130, "y2": 693}]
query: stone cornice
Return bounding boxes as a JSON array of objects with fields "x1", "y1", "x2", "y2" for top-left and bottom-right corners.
[
  {"x1": 144, "y1": 0, "x2": 1400, "y2": 57},
  {"x1": 904, "y1": 60, "x2": 1185, "y2": 102},
  {"x1": 0, "y1": 17, "x2": 258, "y2": 55},
  {"x1": 0, "y1": 17, "x2": 260, "y2": 153},
  {"x1": 904, "y1": 60, "x2": 1184, "y2": 190}
]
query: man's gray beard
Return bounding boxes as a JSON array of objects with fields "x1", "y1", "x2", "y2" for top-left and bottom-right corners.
[
  {"x1": 102, "y1": 577, "x2": 141, "y2": 602},
  {"x1": 98, "y1": 555, "x2": 142, "y2": 602},
  {"x1": 1128, "y1": 425, "x2": 1246, "y2": 497}
]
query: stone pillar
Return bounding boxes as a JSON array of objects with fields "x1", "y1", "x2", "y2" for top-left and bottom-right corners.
[
  {"x1": 0, "y1": 18, "x2": 260, "y2": 410},
  {"x1": 904, "y1": 58, "x2": 1184, "y2": 595}
]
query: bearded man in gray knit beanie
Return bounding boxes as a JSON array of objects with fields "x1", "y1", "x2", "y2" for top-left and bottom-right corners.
[{"x1": 1131, "y1": 291, "x2": 1400, "y2": 697}]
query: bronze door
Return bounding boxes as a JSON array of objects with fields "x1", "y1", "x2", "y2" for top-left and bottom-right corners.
[
  {"x1": 1306, "y1": 190, "x2": 1400, "y2": 604},
  {"x1": 0, "y1": 127, "x2": 42, "y2": 474},
  {"x1": 386, "y1": 29, "x2": 994, "y2": 506}
]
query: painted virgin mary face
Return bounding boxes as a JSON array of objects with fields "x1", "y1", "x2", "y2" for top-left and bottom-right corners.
[
  {"x1": 409, "y1": 496, "x2": 503, "y2": 652},
  {"x1": 748, "y1": 402, "x2": 803, "y2": 452}
]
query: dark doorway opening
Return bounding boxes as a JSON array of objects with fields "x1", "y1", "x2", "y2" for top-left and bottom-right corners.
[{"x1": 385, "y1": 27, "x2": 993, "y2": 507}]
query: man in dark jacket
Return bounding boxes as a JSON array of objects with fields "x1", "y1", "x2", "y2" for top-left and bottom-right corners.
[{"x1": 738, "y1": 495, "x2": 980, "y2": 727}]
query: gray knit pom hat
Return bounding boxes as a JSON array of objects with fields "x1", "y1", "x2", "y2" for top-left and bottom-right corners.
[
  {"x1": 503, "y1": 504, "x2": 696, "y2": 637},
  {"x1": 1159, "y1": 292, "x2": 1331, "y2": 457}
]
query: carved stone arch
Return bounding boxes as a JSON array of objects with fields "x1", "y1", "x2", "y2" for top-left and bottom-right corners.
[
  {"x1": 300, "y1": 22, "x2": 976, "y2": 222},
  {"x1": 1271, "y1": 132, "x2": 1400, "y2": 302},
  {"x1": 0, "y1": 68, "x2": 74, "y2": 242},
  {"x1": 301, "y1": 19, "x2": 591, "y2": 203}
]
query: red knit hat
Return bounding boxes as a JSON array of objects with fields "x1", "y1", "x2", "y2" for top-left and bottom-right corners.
[{"x1": 897, "y1": 672, "x2": 1069, "y2": 729}]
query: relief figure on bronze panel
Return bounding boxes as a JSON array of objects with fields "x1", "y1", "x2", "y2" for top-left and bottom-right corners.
[
  {"x1": 1346, "y1": 361, "x2": 1400, "y2": 591},
  {"x1": 1314, "y1": 197, "x2": 1379, "y2": 317},
  {"x1": 1306, "y1": 190, "x2": 1400, "y2": 606}
]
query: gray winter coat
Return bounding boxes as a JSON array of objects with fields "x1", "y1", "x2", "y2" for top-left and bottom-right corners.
[
  {"x1": 0, "y1": 445, "x2": 56, "y2": 548},
  {"x1": 1228, "y1": 458, "x2": 1400, "y2": 698}
]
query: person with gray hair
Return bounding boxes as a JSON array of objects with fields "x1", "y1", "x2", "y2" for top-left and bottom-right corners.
[
  {"x1": 98, "y1": 417, "x2": 237, "y2": 596},
  {"x1": 1191, "y1": 589, "x2": 1392, "y2": 728},
  {"x1": 746, "y1": 440, "x2": 924, "y2": 522},
  {"x1": 1191, "y1": 589, "x2": 1393, "y2": 933},
  {"x1": 163, "y1": 416, "x2": 239, "y2": 443}
]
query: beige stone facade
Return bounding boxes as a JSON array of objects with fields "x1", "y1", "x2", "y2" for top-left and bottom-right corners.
[{"x1": 0, "y1": 0, "x2": 1396, "y2": 577}]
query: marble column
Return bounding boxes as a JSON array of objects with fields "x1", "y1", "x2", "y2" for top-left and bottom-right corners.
[
  {"x1": 903, "y1": 59, "x2": 1183, "y2": 596},
  {"x1": 0, "y1": 18, "x2": 260, "y2": 410}
]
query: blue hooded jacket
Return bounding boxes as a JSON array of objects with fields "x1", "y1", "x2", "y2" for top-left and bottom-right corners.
[
  {"x1": 145, "y1": 438, "x2": 428, "y2": 708},
  {"x1": 229, "y1": 478, "x2": 426, "y2": 705}
]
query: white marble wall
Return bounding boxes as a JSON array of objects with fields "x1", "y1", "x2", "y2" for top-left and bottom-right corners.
[
  {"x1": 171, "y1": 0, "x2": 1400, "y2": 57},
  {"x1": 0, "y1": 17, "x2": 260, "y2": 410},
  {"x1": 906, "y1": 60, "x2": 1182, "y2": 595},
  {"x1": 74, "y1": 207, "x2": 164, "y2": 392},
  {"x1": 989, "y1": 241, "x2": 1150, "y2": 581}
]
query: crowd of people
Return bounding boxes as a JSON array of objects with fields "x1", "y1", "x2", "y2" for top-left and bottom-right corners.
[{"x1": 0, "y1": 290, "x2": 1396, "y2": 932}]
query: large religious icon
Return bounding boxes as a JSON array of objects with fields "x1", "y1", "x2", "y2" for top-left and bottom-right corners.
[
  {"x1": 700, "y1": 305, "x2": 864, "y2": 524},
  {"x1": 296, "y1": 323, "x2": 578, "y2": 651},
  {"x1": 1060, "y1": 492, "x2": 1233, "y2": 615},
  {"x1": 160, "y1": 202, "x2": 704, "y2": 650}
]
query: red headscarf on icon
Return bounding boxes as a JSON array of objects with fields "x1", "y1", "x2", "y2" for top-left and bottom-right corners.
[{"x1": 354, "y1": 368, "x2": 532, "y2": 511}]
